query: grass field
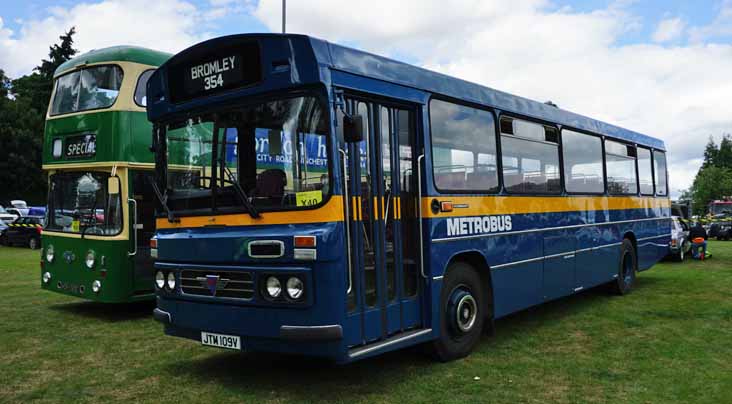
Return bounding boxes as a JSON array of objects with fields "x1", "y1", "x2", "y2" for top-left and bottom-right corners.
[{"x1": 1, "y1": 243, "x2": 731, "y2": 404}]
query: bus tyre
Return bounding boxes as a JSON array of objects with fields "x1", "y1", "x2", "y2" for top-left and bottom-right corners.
[
  {"x1": 28, "y1": 237, "x2": 39, "y2": 250},
  {"x1": 611, "y1": 239, "x2": 637, "y2": 295},
  {"x1": 675, "y1": 242, "x2": 686, "y2": 262},
  {"x1": 430, "y1": 262, "x2": 485, "y2": 362}
]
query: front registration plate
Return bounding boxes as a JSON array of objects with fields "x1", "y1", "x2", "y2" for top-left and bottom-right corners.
[{"x1": 201, "y1": 331, "x2": 241, "y2": 350}]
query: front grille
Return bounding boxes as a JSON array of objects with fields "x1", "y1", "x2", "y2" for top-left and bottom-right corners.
[{"x1": 180, "y1": 269, "x2": 254, "y2": 300}]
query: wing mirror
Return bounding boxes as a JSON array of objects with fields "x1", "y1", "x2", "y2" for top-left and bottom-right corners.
[{"x1": 343, "y1": 114, "x2": 364, "y2": 143}]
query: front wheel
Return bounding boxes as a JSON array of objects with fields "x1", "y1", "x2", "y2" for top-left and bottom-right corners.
[
  {"x1": 429, "y1": 262, "x2": 485, "y2": 362},
  {"x1": 610, "y1": 239, "x2": 637, "y2": 295}
]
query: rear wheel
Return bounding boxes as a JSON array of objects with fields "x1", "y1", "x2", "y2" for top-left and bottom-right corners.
[
  {"x1": 429, "y1": 262, "x2": 485, "y2": 362},
  {"x1": 676, "y1": 241, "x2": 687, "y2": 261},
  {"x1": 610, "y1": 239, "x2": 637, "y2": 295},
  {"x1": 28, "y1": 237, "x2": 39, "y2": 250}
]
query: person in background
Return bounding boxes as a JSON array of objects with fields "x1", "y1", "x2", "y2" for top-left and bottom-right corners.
[{"x1": 689, "y1": 221, "x2": 708, "y2": 260}]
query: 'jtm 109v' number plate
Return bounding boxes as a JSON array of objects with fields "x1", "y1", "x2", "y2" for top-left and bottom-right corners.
[{"x1": 201, "y1": 331, "x2": 241, "y2": 350}]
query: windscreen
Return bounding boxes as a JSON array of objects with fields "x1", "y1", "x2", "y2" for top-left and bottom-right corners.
[
  {"x1": 711, "y1": 203, "x2": 732, "y2": 215},
  {"x1": 163, "y1": 95, "x2": 330, "y2": 213},
  {"x1": 50, "y1": 66, "x2": 123, "y2": 115},
  {"x1": 46, "y1": 172, "x2": 123, "y2": 236}
]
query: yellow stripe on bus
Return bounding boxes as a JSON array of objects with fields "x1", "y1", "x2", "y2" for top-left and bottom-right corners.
[
  {"x1": 156, "y1": 196, "x2": 345, "y2": 229},
  {"x1": 156, "y1": 195, "x2": 669, "y2": 229},
  {"x1": 421, "y1": 195, "x2": 670, "y2": 218}
]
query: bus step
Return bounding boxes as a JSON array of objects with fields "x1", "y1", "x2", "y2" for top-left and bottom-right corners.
[{"x1": 348, "y1": 328, "x2": 432, "y2": 360}]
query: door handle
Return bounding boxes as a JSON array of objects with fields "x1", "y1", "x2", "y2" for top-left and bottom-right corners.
[{"x1": 128, "y1": 198, "x2": 137, "y2": 257}]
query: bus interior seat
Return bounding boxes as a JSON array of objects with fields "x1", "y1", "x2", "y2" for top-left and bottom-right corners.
[
  {"x1": 436, "y1": 171, "x2": 466, "y2": 189},
  {"x1": 256, "y1": 169, "x2": 287, "y2": 199},
  {"x1": 466, "y1": 171, "x2": 497, "y2": 189}
]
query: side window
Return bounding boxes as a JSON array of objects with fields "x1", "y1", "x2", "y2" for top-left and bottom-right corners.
[
  {"x1": 605, "y1": 140, "x2": 638, "y2": 194},
  {"x1": 500, "y1": 117, "x2": 561, "y2": 194},
  {"x1": 134, "y1": 69, "x2": 155, "y2": 107},
  {"x1": 654, "y1": 150, "x2": 668, "y2": 196},
  {"x1": 562, "y1": 129, "x2": 604, "y2": 193},
  {"x1": 429, "y1": 99, "x2": 498, "y2": 192},
  {"x1": 637, "y1": 147, "x2": 654, "y2": 195}
]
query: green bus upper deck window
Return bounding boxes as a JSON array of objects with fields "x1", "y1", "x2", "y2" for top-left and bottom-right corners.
[{"x1": 50, "y1": 66, "x2": 124, "y2": 115}]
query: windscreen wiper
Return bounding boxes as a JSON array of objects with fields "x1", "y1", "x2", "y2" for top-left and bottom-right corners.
[
  {"x1": 150, "y1": 180, "x2": 179, "y2": 223},
  {"x1": 219, "y1": 159, "x2": 260, "y2": 219}
]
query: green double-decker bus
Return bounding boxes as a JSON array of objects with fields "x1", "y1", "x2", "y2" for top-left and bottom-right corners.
[{"x1": 40, "y1": 46, "x2": 170, "y2": 302}]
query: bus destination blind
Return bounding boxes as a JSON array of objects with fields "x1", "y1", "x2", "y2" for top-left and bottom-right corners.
[{"x1": 170, "y1": 41, "x2": 261, "y2": 102}]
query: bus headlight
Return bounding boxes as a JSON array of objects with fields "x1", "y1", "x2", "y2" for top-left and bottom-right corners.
[
  {"x1": 92, "y1": 280, "x2": 101, "y2": 293},
  {"x1": 85, "y1": 250, "x2": 96, "y2": 269},
  {"x1": 155, "y1": 271, "x2": 165, "y2": 289},
  {"x1": 166, "y1": 272, "x2": 176, "y2": 290},
  {"x1": 286, "y1": 277, "x2": 304, "y2": 300},
  {"x1": 42, "y1": 272, "x2": 51, "y2": 284},
  {"x1": 46, "y1": 245, "x2": 55, "y2": 263},
  {"x1": 265, "y1": 276, "x2": 281, "y2": 298}
]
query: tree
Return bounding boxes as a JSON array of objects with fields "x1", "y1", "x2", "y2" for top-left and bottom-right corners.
[
  {"x1": 0, "y1": 27, "x2": 78, "y2": 205},
  {"x1": 717, "y1": 134, "x2": 732, "y2": 169},
  {"x1": 702, "y1": 136, "x2": 718, "y2": 168},
  {"x1": 690, "y1": 165, "x2": 732, "y2": 215},
  {"x1": 11, "y1": 27, "x2": 77, "y2": 115}
]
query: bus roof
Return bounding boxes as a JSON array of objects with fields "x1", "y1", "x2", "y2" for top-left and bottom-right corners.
[
  {"x1": 55, "y1": 45, "x2": 171, "y2": 77},
  {"x1": 150, "y1": 34, "x2": 665, "y2": 150},
  {"x1": 316, "y1": 38, "x2": 664, "y2": 150}
]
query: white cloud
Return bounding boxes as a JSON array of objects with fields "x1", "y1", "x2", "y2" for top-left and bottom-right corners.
[
  {"x1": 0, "y1": 0, "x2": 220, "y2": 78},
  {"x1": 255, "y1": 0, "x2": 732, "y2": 198},
  {"x1": 652, "y1": 17, "x2": 686, "y2": 43}
]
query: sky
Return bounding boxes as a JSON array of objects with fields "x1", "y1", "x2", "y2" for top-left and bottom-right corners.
[{"x1": 2, "y1": 0, "x2": 732, "y2": 199}]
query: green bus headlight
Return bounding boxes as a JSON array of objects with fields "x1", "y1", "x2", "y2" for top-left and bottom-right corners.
[
  {"x1": 92, "y1": 280, "x2": 102, "y2": 293},
  {"x1": 46, "y1": 245, "x2": 55, "y2": 263},
  {"x1": 43, "y1": 272, "x2": 51, "y2": 284},
  {"x1": 85, "y1": 250, "x2": 96, "y2": 269}
]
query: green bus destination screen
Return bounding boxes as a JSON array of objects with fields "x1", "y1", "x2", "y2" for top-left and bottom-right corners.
[{"x1": 169, "y1": 41, "x2": 261, "y2": 103}]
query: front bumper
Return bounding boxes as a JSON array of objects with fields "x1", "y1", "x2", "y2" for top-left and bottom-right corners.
[
  {"x1": 153, "y1": 307, "x2": 342, "y2": 341},
  {"x1": 155, "y1": 296, "x2": 346, "y2": 360}
]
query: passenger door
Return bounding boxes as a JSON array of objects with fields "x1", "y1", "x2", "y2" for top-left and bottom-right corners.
[
  {"x1": 341, "y1": 95, "x2": 423, "y2": 346},
  {"x1": 129, "y1": 170, "x2": 157, "y2": 294}
]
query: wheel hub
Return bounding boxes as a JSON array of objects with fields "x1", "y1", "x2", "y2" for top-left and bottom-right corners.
[{"x1": 448, "y1": 287, "x2": 478, "y2": 334}]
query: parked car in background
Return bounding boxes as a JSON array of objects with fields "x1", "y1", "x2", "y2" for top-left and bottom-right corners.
[
  {"x1": 0, "y1": 205, "x2": 19, "y2": 224},
  {"x1": 28, "y1": 206, "x2": 46, "y2": 217},
  {"x1": 9, "y1": 200, "x2": 30, "y2": 216},
  {"x1": 668, "y1": 216, "x2": 691, "y2": 261},
  {"x1": 0, "y1": 216, "x2": 43, "y2": 249}
]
